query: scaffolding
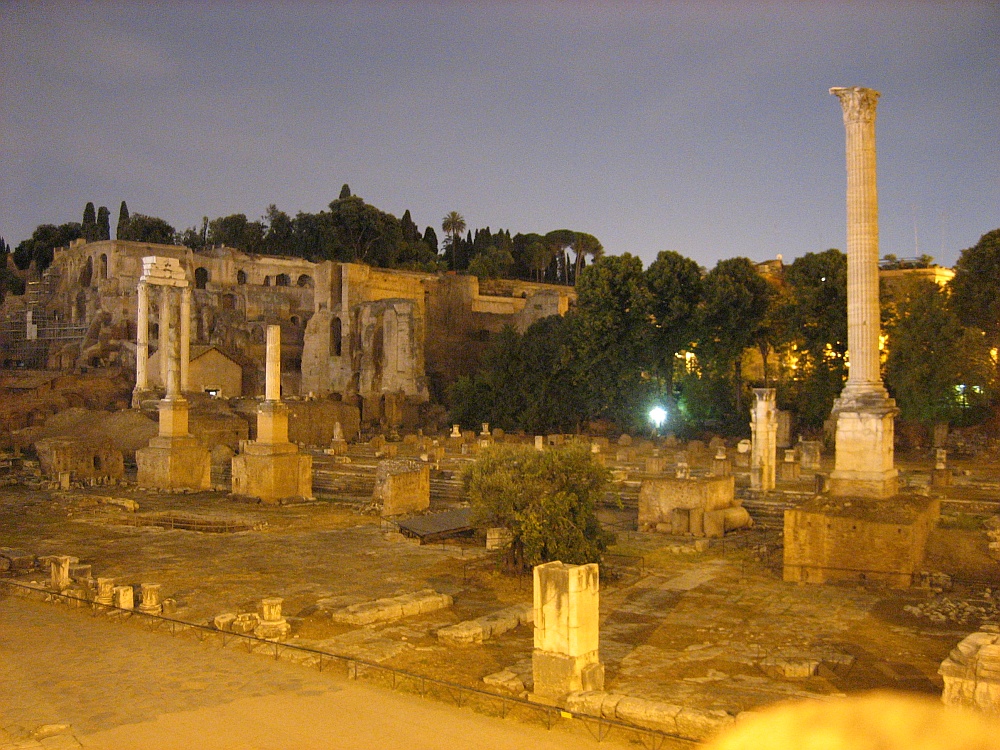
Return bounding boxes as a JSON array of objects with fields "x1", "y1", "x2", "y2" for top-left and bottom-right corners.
[{"x1": 0, "y1": 268, "x2": 87, "y2": 368}]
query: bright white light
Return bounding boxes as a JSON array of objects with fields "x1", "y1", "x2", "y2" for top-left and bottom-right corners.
[{"x1": 649, "y1": 406, "x2": 667, "y2": 428}]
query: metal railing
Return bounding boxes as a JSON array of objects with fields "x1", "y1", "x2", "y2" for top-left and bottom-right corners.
[{"x1": 0, "y1": 578, "x2": 695, "y2": 749}]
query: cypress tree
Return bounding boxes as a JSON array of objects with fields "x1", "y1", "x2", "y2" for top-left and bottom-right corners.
[
  {"x1": 339, "y1": 184, "x2": 351, "y2": 200},
  {"x1": 117, "y1": 201, "x2": 130, "y2": 240},
  {"x1": 423, "y1": 226, "x2": 438, "y2": 254},
  {"x1": 82, "y1": 202, "x2": 98, "y2": 241},
  {"x1": 97, "y1": 206, "x2": 111, "y2": 241}
]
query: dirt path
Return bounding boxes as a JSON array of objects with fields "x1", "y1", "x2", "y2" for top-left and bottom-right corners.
[{"x1": 0, "y1": 595, "x2": 680, "y2": 750}]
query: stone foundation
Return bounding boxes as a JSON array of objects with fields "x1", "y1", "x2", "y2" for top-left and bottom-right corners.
[
  {"x1": 136, "y1": 436, "x2": 211, "y2": 491},
  {"x1": 231, "y1": 444, "x2": 312, "y2": 504},
  {"x1": 783, "y1": 494, "x2": 939, "y2": 587}
]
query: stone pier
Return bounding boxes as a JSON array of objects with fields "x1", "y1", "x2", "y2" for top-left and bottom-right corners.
[
  {"x1": 531, "y1": 561, "x2": 604, "y2": 702},
  {"x1": 231, "y1": 325, "x2": 313, "y2": 504},
  {"x1": 828, "y1": 86, "x2": 898, "y2": 499},
  {"x1": 751, "y1": 388, "x2": 776, "y2": 491}
]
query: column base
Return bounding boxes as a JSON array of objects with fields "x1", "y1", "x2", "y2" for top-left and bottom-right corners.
[
  {"x1": 136, "y1": 436, "x2": 211, "y2": 491},
  {"x1": 531, "y1": 649, "x2": 604, "y2": 701},
  {"x1": 231, "y1": 442, "x2": 313, "y2": 504},
  {"x1": 830, "y1": 392, "x2": 898, "y2": 500}
]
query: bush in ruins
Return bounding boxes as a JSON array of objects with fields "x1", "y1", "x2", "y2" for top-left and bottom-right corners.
[{"x1": 465, "y1": 443, "x2": 612, "y2": 572}]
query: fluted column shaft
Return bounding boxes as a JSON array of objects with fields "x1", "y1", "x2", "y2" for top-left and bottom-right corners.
[
  {"x1": 165, "y1": 288, "x2": 180, "y2": 398},
  {"x1": 135, "y1": 281, "x2": 149, "y2": 393},
  {"x1": 832, "y1": 86, "x2": 882, "y2": 388},
  {"x1": 180, "y1": 287, "x2": 191, "y2": 393}
]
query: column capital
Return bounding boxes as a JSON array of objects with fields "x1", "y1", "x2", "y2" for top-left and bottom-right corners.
[{"x1": 830, "y1": 86, "x2": 880, "y2": 124}]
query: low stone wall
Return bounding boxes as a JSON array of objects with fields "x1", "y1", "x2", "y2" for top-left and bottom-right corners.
[
  {"x1": 565, "y1": 690, "x2": 735, "y2": 742},
  {"x1": 373, "y1": 459, "x2": 430, "y2": 516},
  {"x1": 330, "y1": 589, "x2": 452, "y2": 626},
  {"x1": 437, "y1": 603, "x2": 532, "y2": 645}
]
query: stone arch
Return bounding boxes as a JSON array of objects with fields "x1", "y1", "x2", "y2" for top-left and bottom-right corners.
[
  {"x1": 236, "y1": 269, "x2": 247, "y2": 285},
  {"x1": 275, "y1": 273, "x2": 290, "y2": 287},
  {"x1": 99, "y1": 254, "x2": 108, "y2": 279},
  {"x1": 297, "y1": 274, "x2": 313, "y2": 288},
  {"x1": 194, "y1": 267, "x2": 209, "y2": 289}
]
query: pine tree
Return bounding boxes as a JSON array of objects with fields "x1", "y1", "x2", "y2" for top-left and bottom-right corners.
[
  {"x1": 96, "y1": 206, "x2": 111, "y2": 241},
  {"x1": 117, "y1": 201, "x2": 131, "y2": 240}
]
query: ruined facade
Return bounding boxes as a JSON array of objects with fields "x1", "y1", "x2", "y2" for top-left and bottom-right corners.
[{"x1": 0, "y1": 240, "x2": 575, "y2": 426}]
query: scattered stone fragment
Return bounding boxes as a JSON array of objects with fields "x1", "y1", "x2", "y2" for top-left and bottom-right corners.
[{"x1": 330, "y1": 589, "x2": 452, "y2": 626}]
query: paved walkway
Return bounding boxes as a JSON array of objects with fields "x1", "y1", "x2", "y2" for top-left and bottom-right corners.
[{"x1": 0, "y1": 595, "x2": 676, "y2": 750}]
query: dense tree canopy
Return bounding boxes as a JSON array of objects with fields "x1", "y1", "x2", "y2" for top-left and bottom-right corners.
[{"x1": 951, "y1": 229, "x2": 1000, "y2": 388}]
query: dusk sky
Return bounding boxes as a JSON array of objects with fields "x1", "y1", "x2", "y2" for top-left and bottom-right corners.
[{"x1": 2, "y1": 1, "x2": 998, "y2": 270}]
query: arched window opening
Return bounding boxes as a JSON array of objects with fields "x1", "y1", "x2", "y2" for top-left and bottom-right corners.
[
  {"x1": 236, "y1": 270, "x2": 247, "y2": 285},
  {"x1": 297, "y1": 274, "x2": 313, "y2": 288},
  {"x1": 276, "y1": 273, "x2": 290, "y2": 287},
  {"x1": 194, "y1": 267, "x2": 209, "y2": 289}
]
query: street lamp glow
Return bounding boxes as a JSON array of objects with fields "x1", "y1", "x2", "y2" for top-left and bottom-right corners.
[{"x1": 649, "y1": 406, "x2": 667, "y2": 429}]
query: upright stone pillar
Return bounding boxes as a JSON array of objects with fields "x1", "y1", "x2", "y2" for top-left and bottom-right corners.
[
  {"x1": 751, "y1": 388, "x2": 777, "y2": 491},
  {"x1": 159, "y1": 287, "x2": 170, "y2": 391},
  {"x1": 231, "y1": 324, "x2": 312, "y2": 504},
  {"x1": 531, "y1": 561, "x2": 604, "y2": 702},
  {"x1": 180, "y1": 286, "x2": 191, "y2": 393},
  {"x1": 133, "y1": 280, "x2": 149, "y2": 406},
  {"x1": 828, "y1": 86, "x2": 898, "y2": 499}
]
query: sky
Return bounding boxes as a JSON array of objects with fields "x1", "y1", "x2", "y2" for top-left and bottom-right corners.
[{"x1": 2, "y1": 1, "x2": 998, "y2": 270}]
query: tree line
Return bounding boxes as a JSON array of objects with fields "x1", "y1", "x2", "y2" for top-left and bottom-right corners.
[
  {"x1": 5, "y1": 190, "x2": 602, "y2": 285},
  {"x1": 450, "y1": 231, "x2": 1000, "y2": 438}
]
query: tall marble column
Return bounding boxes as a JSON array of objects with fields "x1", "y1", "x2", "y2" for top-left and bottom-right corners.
[
  {"x1": 828, "y1": 86, "x2": 898, "y2": 498},
  {"x1": 265, "y1": 324, "x2": 281, "y2": 402},
  {"x1": 164, "y1": 288, "x2": 181, "y2": 399},
  {"x1": 180, "y1": 286, "x2": 191, "y2": 393},
  {"x1": 134, "y1": 280, "x2": 149, "y2": 403},
  {"x1": 159, "y1": 287, "x2": 169, "y2": 391}
]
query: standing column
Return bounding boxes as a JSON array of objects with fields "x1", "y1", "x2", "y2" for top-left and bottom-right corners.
[
  {"x1": 266, "y1": 324, "x2": 281, "y2": 401},
  {"x1": 165, "y1": 288, "x2": 180, "y2": 398},
  {"x1": 751, "y1": 388, "x2": 777, "y2": 491},
  {"x1": 135, "y1": 281, "x2": 149, "y2": 397},
  {"x1": 159, "y1": 288, "x2": 169, "y2": 391},
  {"x1": 830, "y1": 86, "x2": 884, "y2": 393},
  {"x1": 828, "y1": 86, "x2": 898, "y2": 498},
  {"x1": 180, "y1": 286, "x2": 191, "y2": 393}
]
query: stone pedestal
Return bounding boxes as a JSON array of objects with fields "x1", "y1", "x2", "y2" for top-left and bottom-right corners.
[
  {"x1": 829, "y1": 395, "x2": 898, "y2": 499},
  {"x1": 113, "y1": 585, "x2": 134, "y2": 610},
  {"x1": 137, "y1": 397, "x2": 211, "y2": 491},
  {"x1": 96, "y1": 577, "x2": 115, "y2": 606},
  {"x1": 799, "y1": 441, "x2": 822, "y2": 471},
  {"x1": 778, "y1": 450, "x2": 801, "y2": 482},
  {"x1": 532, "y1": 561, "x2": 604, "y2": 702},
  {"x1": 48, "y1": 555, "x2": 78, "y2": 591},
  {"x1": 254, "y1": 597, "x2": 292, "y2": 640},
  {"x1": 373, "y1": 459, "x2": 430, "y2": 516},
  {"x1": 751, "y1": 389, "x2": 777, "y2": 491},
  {"x1": 232, "y1": 442, "x2": 313, "y2": 503},
  {"x1": 138, "y1": 583, "x2": 162, "y2": 615}
]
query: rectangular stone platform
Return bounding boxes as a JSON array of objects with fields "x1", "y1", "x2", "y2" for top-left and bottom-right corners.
[{"x1": 783, "y1": 493, "x2": 940, "y2": 587}]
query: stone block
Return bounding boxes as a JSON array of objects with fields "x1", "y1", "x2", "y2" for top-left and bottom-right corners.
[
  {"x1": 615, "y1": 696, "x2": 682, "y2": 735},
  {"x1": 136, "y1": 435, "x2": 211, "y2": 492},
  {"x1": 783, "y1": 494, "x2": 939, "y2": 587},
  {"x1": 373, "y1": 460, "x2": 430, "y2": 516},
  {"x1": 232, "y1": 443, "x2": 313, "y2": 504},
  {"x1": 638, "y1": 475, "x2": 735, "y2": 529},
  {"x1": 112, "y1": 585, "x2": 133, "y2": 610},
  {"x1": 675, "y1": 706, "x2": 736, "y2": 741},
  {"x1": 332, "y1": 589, "x2": 451, "y2": 626}
]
